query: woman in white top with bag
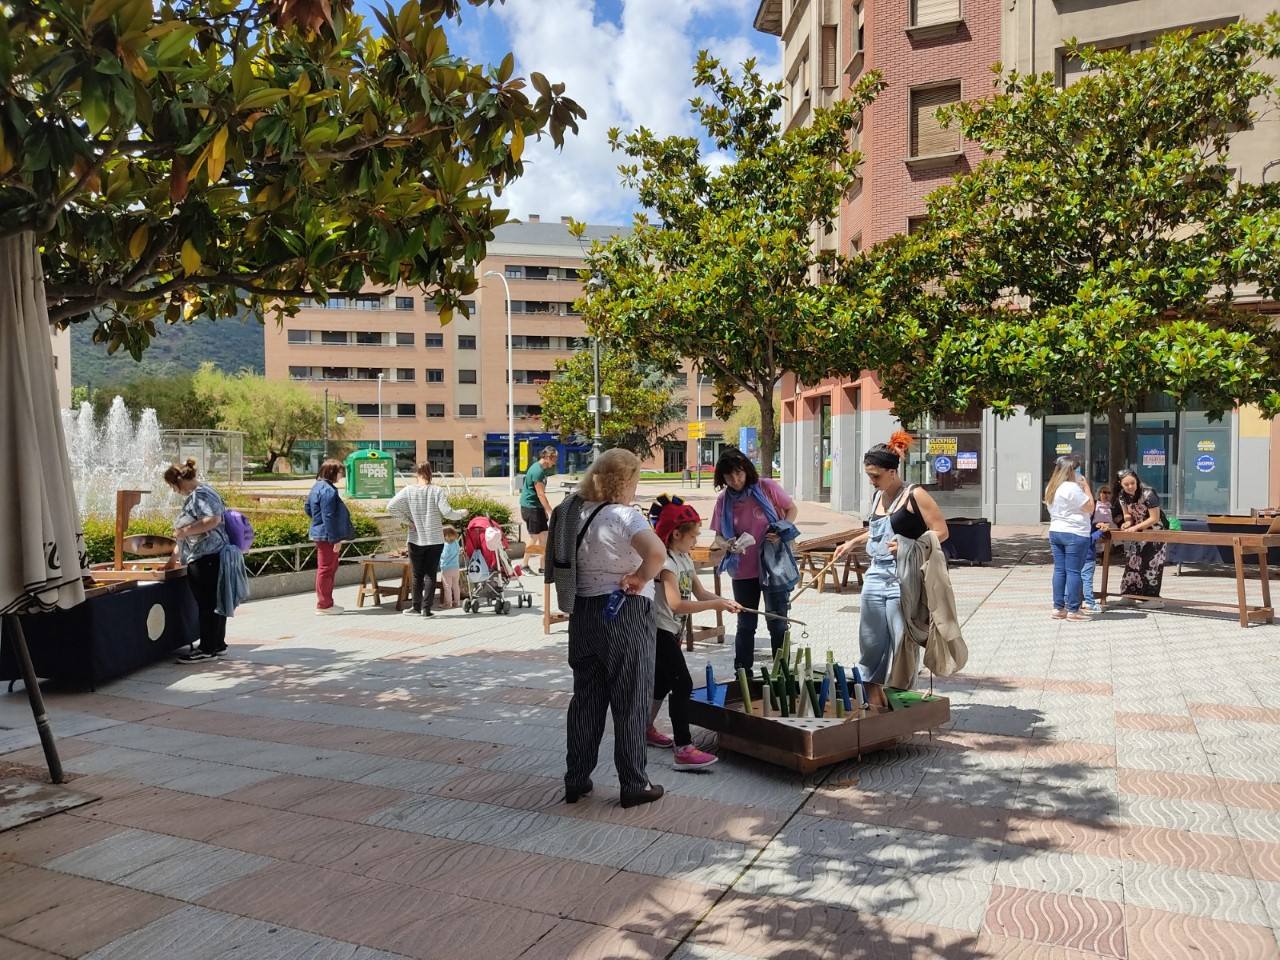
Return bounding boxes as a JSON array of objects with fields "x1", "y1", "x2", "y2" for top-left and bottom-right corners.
[{"x1": 1044, "y1": 455, "x2": 1095, "y2": 621}]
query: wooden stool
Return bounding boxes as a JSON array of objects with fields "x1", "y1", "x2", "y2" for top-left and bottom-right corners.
[
  {"x1": 528, "y1": 542, "x2": 570, "y2": 634},
  {"x1": 355, "y1": 557, "x2": 413, "y2": 610},
  {"x1": 685, "y1": 546, "x2": 727, "y2": 652}
]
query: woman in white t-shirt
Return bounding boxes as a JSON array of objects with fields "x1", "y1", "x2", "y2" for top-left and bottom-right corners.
[
  {"x1": 1044, "y1": 456, "x2": 1095, "y2": 621},
  {"x1": 564, "y1": 449, "x2": 668, "y2": 810}
]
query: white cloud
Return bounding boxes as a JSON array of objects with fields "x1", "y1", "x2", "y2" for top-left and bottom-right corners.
[{"x1": 488, "y1": 0, "x2": 781, "y2": 225}]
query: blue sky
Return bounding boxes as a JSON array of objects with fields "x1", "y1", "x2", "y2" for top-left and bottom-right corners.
[{"x1": 375, "y1": 0, "x2": 782, "y2": 225}]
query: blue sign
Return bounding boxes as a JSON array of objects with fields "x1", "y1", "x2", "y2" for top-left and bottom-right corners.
[
  {"x1": 1196, "y1": 455, "x2": 1216, "y2": 474},
  {"x1": 738, "y1": 426, "x2": 759, "y2": 463},
  {"x1": 933, "y1": 455, "x2": 953, "y2": 475}
]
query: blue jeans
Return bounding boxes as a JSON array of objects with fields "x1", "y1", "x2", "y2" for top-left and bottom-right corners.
[
  {"x1": 1080, "y1": 536, "x2": 1098, "y2": 606},
  {"x1": 731, "y1": 578, "x2": 789, "y2": 671},
  {"x1": 1049, "y1": 531, "x2": 1091, "y2": 613}
]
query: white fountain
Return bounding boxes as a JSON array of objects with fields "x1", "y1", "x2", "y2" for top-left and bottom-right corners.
[{"x1": 61, "y1": 397, "x2": 175, "y2": 518}]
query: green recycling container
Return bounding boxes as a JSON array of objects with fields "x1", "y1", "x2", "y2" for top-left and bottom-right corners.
[{"x1": 344, "y1": 448, "x2": 396, "y2": 499}]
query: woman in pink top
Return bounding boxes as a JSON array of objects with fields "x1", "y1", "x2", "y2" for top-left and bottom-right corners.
[{"x1": 710, "y1": 448, "x2": 798, "y2": 670}]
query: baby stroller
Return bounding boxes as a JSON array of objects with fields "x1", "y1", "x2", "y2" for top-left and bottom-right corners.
[{"x1": 462, "y1": 516, "x2": 533, "y2": 614}]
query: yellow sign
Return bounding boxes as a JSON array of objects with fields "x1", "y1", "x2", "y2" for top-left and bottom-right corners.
[
  {"x1": 1196, "y1": 439, "x2": 1216, "y2": 453},
  {"x1": 1055, "y1": 443, "x2": 1072, "y2": 455},
  {"x1": 687, "y1": 421, "x2": 705, "y2": 440},
  {"x1": 926, "y1": 436, "x2": 957, "y2": 456},
  {"x1": 518, "y1": 440, "x2": 530, "y2": 472}
]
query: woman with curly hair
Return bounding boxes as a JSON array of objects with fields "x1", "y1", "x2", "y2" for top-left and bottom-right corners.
[{"x1": 835, "y1": 432, "x2": 948, "y2": 705}]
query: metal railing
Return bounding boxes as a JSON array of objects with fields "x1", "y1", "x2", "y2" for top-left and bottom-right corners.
[{"x1": 241, "y1": 535, "x2": 388, "y2": 578}]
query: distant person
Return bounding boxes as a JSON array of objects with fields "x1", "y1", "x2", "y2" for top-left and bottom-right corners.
[
  {"x1": 647, "y1": 498, "x2": 740, "y2": 770},
  {"x1": 387, "y1": 462, "x2": 466, "y2": 617},
  {"x1": 710, "y1": 447, "x2": 798, "y2": 671},
  {"x1": 521, "y1": 446, "x2": 558, "y2": 560},
  {"x1": 1044, "y1": 455, "x2": 1095, "y2": 621},
  {"x1": 439, "y1": 525, "x2": 462, "y2": 609},
  {"x1": 305, "y1": 459, "x2": 356, "y2": 615},
  {"x1": 1116, "y1": 468, "x2": 1166, "y2": 598},
  {"x1": 164, "y1": 458, "x2": 229, "y2": 661}
]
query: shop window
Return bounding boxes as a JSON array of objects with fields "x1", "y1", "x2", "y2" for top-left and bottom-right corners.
[{"x1": 428, "y1": 440, "x2": 454, "y2": 474}]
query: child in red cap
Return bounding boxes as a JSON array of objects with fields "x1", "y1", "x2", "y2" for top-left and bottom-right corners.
[{"x1": 649, "y1": 497, "x2": 741, "y2": 769}]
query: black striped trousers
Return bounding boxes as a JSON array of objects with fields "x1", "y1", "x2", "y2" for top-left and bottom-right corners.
[{"x1": 565, "y1": 592, "x2": 656, "y2": 794}]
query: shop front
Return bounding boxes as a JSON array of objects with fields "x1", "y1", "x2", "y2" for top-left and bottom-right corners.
[
  {"x1": 905, "y1": 412, "x2": 985, "y2": 518},
  {"x1": 484, "y1": 432, "x2": 592, "y2": 477}
]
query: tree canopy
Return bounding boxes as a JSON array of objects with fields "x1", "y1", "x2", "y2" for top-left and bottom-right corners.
[
  {"x1": 578, "y1": 53, "x2": 884, "y2": 475},
  {"x1": 0, "y1": 0, "x2": 584, "y2": 357},
  {"x1": 192, "y1": 363, "x2": 358, "y2": 470},
  {"x1": 860, "y1": 20, "x2": 1280, "y2": 465},
  {"x1": 538, "y1": 351, "x2": 684, "y2": 459},
  {"x1": 91, "y1": 371, "x2": 218, "y2": 429}
]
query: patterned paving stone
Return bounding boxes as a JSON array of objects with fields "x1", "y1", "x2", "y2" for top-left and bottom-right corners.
[
  {"x1": 1121, "y1": 860, "x2": 1273, "y2": 927},
  {"x1": 1124, "y1": 904, "x2": 1280, "y2": 960},
  {"x1": 518, "y1": 919, "x2": 678, "y2": 960},
  {"x1": 624, "y1": 832, "x2": 756, "y2": 889},
  {"x1": 509, "y1": 814, "x2": 664, "y2": 869},
  {"x1": 994, "y1": 847, "x2": 1124, "y2": 903},
  {"x1": 983, "y1": 885, "x2": 1126, "y2": 958}
]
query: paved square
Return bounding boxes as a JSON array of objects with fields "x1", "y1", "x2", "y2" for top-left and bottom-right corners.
[{"x1": 2, "y1": 539, "x2": 1279, "y2": 959}]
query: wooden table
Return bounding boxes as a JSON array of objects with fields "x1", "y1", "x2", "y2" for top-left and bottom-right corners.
[
  {"x1": 793, "y1": 528, "x2": 864, "y2": 597},
  {"x1": 686, "y1": 546, "x2": 727, "y2": 652},
  {"x1": 1100, "y1": 528, "x2": 1280, "y2": 627},
  {"x1": 352, "y1": 555, "x2": 455, "y2": 610}
]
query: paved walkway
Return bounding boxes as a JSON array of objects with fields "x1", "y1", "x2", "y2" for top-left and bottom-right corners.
[{"x1": 1, "y1": 539, "x2": 1279, "y2": 959}]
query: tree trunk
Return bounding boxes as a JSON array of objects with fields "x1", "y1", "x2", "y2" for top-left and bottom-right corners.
[
  {"x1": 1107, "y1": 404, "x2": 1128, "y2": 483},
  {"x1": 758, "y1": 394, "x2": 778, "y2": 479},
  {"x1": 264, "y1": 450, "x2": 279, "y2": 473}
]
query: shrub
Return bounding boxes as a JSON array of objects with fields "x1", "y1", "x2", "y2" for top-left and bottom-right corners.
[
  {"x1": 82, "y1": 515, "x2": 174, "y2": 565},
  {"x1": 445, "y1": 492, "x2": 514, "y2": 530}
]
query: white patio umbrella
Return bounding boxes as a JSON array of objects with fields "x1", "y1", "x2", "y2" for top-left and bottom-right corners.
[{"x1": 0, "y1": 231, "x2": 91, "y2": 782}]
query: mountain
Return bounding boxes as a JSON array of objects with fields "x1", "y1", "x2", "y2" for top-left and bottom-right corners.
[{"x1": 70, "y1": 314, "x2": 265, "y2": 387}]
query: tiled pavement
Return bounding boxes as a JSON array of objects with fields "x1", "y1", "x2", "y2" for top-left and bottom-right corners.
[{"x1": 1, "y1": 540, "x2": 1279, "y2": 959}]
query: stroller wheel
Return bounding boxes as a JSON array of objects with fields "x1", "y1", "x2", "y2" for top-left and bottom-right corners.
[{"x1": 502, "y1": 600, "x2": 513, "y2": 615}]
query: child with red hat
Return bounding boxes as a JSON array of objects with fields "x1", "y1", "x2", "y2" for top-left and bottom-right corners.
[{"x1": 648, "y1": 496, "x2": 742, "y2": 769}]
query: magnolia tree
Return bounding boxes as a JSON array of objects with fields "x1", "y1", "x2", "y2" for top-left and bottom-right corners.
[
  {"x1": 860, "y1": 21, "x2": 1280, "y2": 472},
  {"x1": 0, "y1": 0, "x2": 584, "y2": 356},
  {"x1": 578, "y1": 53, "x2": 884, "y2": 476}
]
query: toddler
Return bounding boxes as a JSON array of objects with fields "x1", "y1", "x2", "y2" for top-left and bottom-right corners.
[
  {"x1": 439, "y1": 525, "x2": 462, "y2": 609},
  {"x1": 648, "y1": 499, "x2": 741, "y2": 770},
  {"x1": 1081, "y1": 485, "x2": 1114, "y2": 612}
]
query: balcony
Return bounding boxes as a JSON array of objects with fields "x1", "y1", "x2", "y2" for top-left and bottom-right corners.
[{"x1": 753, "y1": 0, "x2": 782, "y2": 36}]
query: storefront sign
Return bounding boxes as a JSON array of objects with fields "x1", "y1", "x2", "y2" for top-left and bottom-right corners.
[
  {"x1": 1141, "y1": 448, "x2": 1166, "y2": 468},
  {"x1": 926, "y1": 437, "x2": 958, "y2": 456},
  {"x1": 1196, "y1": 454, "x2": 1216, "y2": 474},
  {"x1": 933, "y1": 455, "x2": 953, "y2": 475},
  {"x1": 957, "y1": 451, "x2": 978, "y2": 470},
  {"x1": 1055, "y1": 443, "x2": 1072, "y2": 455},
  {"x1": 1197, "y1": 439, "x2": 1217, "y2": 453}
]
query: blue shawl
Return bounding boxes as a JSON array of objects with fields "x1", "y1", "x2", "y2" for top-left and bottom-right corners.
[{"x1": 718, "y1": 482, "x2": 779, "y2": 576}]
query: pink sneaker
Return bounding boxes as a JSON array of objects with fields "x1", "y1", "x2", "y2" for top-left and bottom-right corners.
[
  {"x1": 673, "y1": 745, "x2": 718, "y2": 770},
  {"x1": 646, "y1": 726, "x2": 674, "y2": 748}
]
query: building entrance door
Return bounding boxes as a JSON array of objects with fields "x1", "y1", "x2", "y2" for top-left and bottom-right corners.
[
  {"x1": 663, "y1": 442, "x2": 686, "y2": 475},
  {"x1": 1135, "y1": 413, "x2": 1177, "y2": 507},
  {"x1": 819, "y1": 398, "x2": 832, "y2": 503}
]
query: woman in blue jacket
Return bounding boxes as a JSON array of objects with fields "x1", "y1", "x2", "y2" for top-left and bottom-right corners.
[{"x1": 305, "y1": 459, "x2": 356, "y2": 614}]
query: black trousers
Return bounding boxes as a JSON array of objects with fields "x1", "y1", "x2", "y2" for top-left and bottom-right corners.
[
  {"x1": 186, "y1": 552, "x2": 227, "y2": 654},
  {"x1": 408, "y1": 543, "x2": 444, "y2": 612},
  {"x1": 654, "y1": 627, "x2": 694, "y2": 747},
  {"x1": 565, "y1": 593, "x2": 655, "y2": 793},
  {"x1": 731, "y1": 577, "x2": 789, "y2": 671}
]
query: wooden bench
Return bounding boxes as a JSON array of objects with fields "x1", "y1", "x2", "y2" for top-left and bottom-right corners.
[
  {"x1": 1101, "y1": 528, "x2": 1280, "y2": 627},
  {"x1": 793, "y1": 528, "x2": 864, "y2": 597},
  {"x1": 353, "y1": 555, "x2": 456, "y2": 610}
]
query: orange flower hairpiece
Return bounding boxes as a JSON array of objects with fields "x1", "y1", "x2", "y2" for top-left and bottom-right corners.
[{"x1": 887, "y1": 430, "x2": 915, "y2": 457}]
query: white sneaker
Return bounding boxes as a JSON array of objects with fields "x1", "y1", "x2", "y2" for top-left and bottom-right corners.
[{"x1": 316, "y1": 605, "x2": 345, "y2": 615}]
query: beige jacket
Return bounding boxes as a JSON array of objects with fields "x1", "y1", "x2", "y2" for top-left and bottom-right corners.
[{"x1": 890, "y1": 530, "x2": 967, "y2": 688}]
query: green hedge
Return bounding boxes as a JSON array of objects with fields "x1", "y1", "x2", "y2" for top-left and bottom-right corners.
[
  {"x1": 82, "y1": 516, "x2": 174, "y2": 565},
  {"x1": 442, "y1": 492, "x2": 513, "y2": 530}
]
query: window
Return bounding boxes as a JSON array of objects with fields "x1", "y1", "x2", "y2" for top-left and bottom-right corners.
[
  {"x1": 322, "y1": 366, "x2": 349, "y2": 380},
  {"x1": 425, "y1": 403, "x2": 445, "y2": 418},
  {"x1": 356, "y1": 331, "x2": 382, "y2": 345},
  {"x1": 287, "y1": 329, "x2": 309, "y2": 344},
  {"x1": 426, "y1": 368, "x2": 445, "y2": 383},
  {"x1": 849, "y1": 232, "x2": 863, "y2": 253},
  {"x1": 355, "y1": 403, "x2": 379, "y2": 417},
  {"x1": 458, "y1": 369, "x2": 477, "y2": 384},
  {"x1": 394, "y1": 296, "x2": 414, "y2": 311},
  {"x1": 424, "y1": 332, "x2": 443, "y2": 348},
  {"x1": 909, "y1": 83, "x2": 961, "y2": 158},
  {"x1": 567, "y1": 337, "x2": 590, "y2": 350},
  {"x1": 457, "y1": 335, "x2": 477, "y2": 350},
  {"x1": 911, "y1": 0, "x2": 960, "y2": 27},
  {"x1": 427, "y1": 440, "x2": 454, "y2": 474},
  {"x1": 460, "y1": 299, "x2": 476, "y2": 315},
  {"x1": 560, "y1": 267, "x2": 580, "y2": 281},
  {"x1": 354, "y1": 295, "x2": 383, "y2": 311},
  {"x1": 396, "y1": 403, "x2": 415, "y2": 418},
  {"x1": 321, "y1": 331, "x2": 347, "y2": 345},
  {"x1": 511, "y1": 369, "x2": 553, "y2": 384},
  {"x1": 821, "y1": 25, "x2": 838, "y2": 89},
  {"x1": 699, "y1": 405, "x2": 716, "y2": 420},
  {"x1": 524, "y1": 266, "x2": 550, "y2": 280},
  {"x1": 288, "y1": 366, "x2": 310, "y2": 379},
  {"x1": 458, "y1": 403, "x2": 478, "y2": 418},
  {"x1": 788, "y1": 52, "x2": 810, "y2": 109},
  {"x1": 504, "y1": 266, "x2": 524, "y2": 279},
  {"x1": 854, "y1": 3, "x2": 864, "y2": 53},
  {"x1": 396, "y1": 368, "x2": 415, "y2": 381},
  {"x1": 510, "y1": 404, "x2": 543, "y2": 419},
  {"x1": 564, "y1": 301, "x2": 582, "y2": 316},
  {"x1": 522, "y1": 300, "x2": 556, "y2": 315}
]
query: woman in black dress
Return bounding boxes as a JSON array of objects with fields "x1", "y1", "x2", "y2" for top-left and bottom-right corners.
[{"x1": 1116, "y1": 468, "x2": 1166, "y2": 597}]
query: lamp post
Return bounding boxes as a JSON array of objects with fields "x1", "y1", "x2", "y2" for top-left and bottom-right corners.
[
  {"x1": 323, "y1": 387, "x2": 329, "y2": 459},
  {"x1": 695, "y1": 368, "x2": 703, "y2": 489},
  {"x1": 376, "y1": 372, "x2": 384, "y2": 451},
  {"x1": 482, "y1": 270, "x2": 516, "y2": 494},
  {"x1": 585, "y1": 274, "x2": 607, "y2": 463}
]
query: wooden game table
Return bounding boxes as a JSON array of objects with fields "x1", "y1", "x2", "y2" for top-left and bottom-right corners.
[{"x1": 1100, "y1": 527, "x2": 1280, "y2": 627}]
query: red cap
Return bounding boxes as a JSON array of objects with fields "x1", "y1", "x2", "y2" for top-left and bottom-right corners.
[{"x1": 655, "y1": 502, "x2": 701, "y2": 544}]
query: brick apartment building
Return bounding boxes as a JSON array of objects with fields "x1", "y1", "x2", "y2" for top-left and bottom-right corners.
[
  {"x1": 263, "y1": 219, "x2": 729, "y2": 478},
  {"x1": 756, "y1": 0, "x2": 1280, "y2": 522}
]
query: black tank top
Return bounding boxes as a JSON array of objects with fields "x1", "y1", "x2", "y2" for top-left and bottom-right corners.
[{"x1": 875, "y1": 485, "x2": 928, "y2": 541}]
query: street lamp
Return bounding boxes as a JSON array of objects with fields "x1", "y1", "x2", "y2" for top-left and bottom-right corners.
[
  {"x1": 376, "y1": 372, "x2": 384, "y2": 451},
  {"x1": 482, "y1": 270, "x2": 516, "y2": 495},
  {"x1": 585, "y1": 274, "x2": 607, "y2": 463},
  {"x1": 324, "y1": 387, "x2": 330, "y2": 459},
  {"x1": 695, "y1": 366, "x2": 703, "y2": 489}
]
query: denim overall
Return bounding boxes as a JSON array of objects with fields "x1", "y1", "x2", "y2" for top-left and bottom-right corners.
[{"x1": 858, "y1": 497, "x2": 905, "y2": 684}]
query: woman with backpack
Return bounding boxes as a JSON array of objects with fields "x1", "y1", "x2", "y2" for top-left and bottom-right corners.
[
  {"x1": 164, "y1": 459, "x2": 230, "y2": 662},
  {"x1": 305, "y1": 459, "x2": 356, "y2": 615}
]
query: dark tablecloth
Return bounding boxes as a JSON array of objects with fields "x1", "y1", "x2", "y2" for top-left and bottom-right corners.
[
  {"x1": 1165, "y1": 519, "x2": 1280, "y2": 566},
  {"x1": 1, "y1": 578, "x2": 199, "y2": 689},
  {"x1": 944, "y1": 519, "x2": 993, "y2": 565}
]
